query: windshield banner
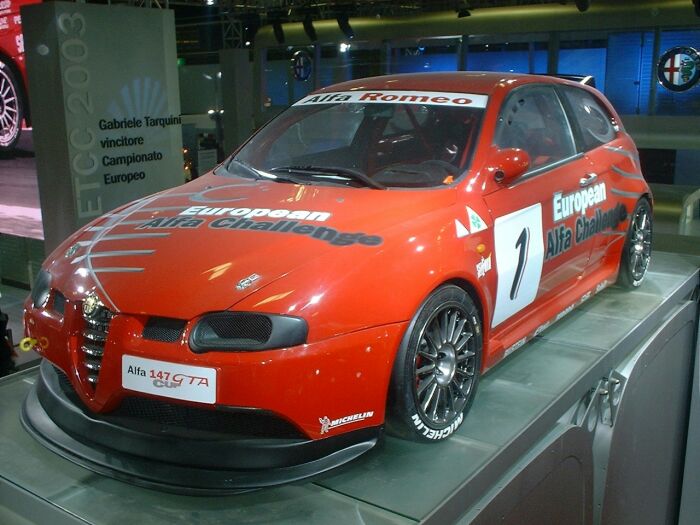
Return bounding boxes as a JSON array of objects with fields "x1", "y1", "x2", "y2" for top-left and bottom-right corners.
[{"x1": 294, "y1": 90, "x2": 488, "y2": 108}]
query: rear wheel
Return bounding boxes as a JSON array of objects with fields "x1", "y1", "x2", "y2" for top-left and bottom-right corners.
[
  {"x1": 387, "y1": 285, "x2": 482, "y2": 442},
  {"x1": 0, "y1": 59, "x2": 23, "y2": 153},
  {"x1": 617, "y1": 198, "x2": 652, "y2": 288}
]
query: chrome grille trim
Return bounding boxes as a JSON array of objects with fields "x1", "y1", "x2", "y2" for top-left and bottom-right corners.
[
  {"x1": 81, "y1": 343, "x2": 104, "y2": 357},
  {"x1": 84, "y1": 359, "x2": 102, "y2": 371},
  {"x1": 83, "y1": 329, "x2": 107, "y2": 343},
  {"x1": 81, "y1": 300, "x2": 112, "y2": 387}
]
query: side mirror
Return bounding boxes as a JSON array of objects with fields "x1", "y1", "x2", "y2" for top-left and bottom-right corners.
[{"x1": 488, "y1": 147, "x2": 530, "y2": 184}]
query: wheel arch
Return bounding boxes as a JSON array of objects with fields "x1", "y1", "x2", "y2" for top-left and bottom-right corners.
[
  {"x1": 442, "y1": 276, "x2": 487, "y2": 341},
  {"x1": 384, "y1": 276, "x2": 485, "y2": 440}
]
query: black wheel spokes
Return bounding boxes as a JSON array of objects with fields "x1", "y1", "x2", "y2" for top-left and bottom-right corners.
[{"x1": 414, "y1": 305, "x2": 477, "y2": 426}]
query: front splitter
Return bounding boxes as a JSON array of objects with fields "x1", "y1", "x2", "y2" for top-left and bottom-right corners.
[{"x1": 20, "y1": 361, "x2": 381, "y2": 495}]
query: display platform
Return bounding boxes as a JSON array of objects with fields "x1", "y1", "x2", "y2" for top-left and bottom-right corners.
[
  {"x1": 0, "y1": 252, "x2": 698, "y2": 525},
  {"x1": 0, "y1": 130, "x2": 42, "y2": 241}
]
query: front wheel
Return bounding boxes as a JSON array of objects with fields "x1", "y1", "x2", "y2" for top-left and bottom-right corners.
[
  {"x1": 0, "y1": 59, "x2": 23, "y2": 153},
  {"x1": 387, "y1": 285, "x2": 482, "y2": 442},
  {"x1": 617, "y1": 198, "x2": 652, "y2": 288}
]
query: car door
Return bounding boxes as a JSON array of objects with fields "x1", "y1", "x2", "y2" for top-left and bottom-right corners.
[
  {"x1": 483, "y1": 84, "x2": 593, "y2": 330},
  {"x1": 558, "y1": 85, "x2": 629, "y2": 272}
]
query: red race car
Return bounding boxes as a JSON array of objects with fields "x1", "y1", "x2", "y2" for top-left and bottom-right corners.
[
  {"x1": 0, "y1": 0, "x2": 39, "y2": 152},
  {"x1": 22, "y1": 72, "x2": 652, "y2": 492}
]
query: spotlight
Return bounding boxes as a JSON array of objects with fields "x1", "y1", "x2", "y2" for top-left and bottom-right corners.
[
  {"x1": 272, "y1": 21, "x2": 285, "y2": 44},
  {"x1": 303, "y1": 14, "x2": 317, "y2": 42},
  {"x1": 337, "y1": 13, "x2": 354, "y2": 39},
  {"x1": 575, "y1": 0, "x2": 590, "y2": 12}
]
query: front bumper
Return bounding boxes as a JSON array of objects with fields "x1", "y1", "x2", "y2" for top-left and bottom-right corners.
[
  {"x1": 21, "y1": 361, "x2": 381, "y2": 494},
  {"x1": 24, "y1": 297, "x2": 407, "y2": 439}
]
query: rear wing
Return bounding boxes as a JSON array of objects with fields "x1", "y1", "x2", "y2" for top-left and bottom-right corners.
[{"x1": 546, "y1": 74, "x2": 596, "y2": 87}]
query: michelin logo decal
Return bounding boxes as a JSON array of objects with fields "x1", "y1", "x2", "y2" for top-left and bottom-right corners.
[{"x1": 320, "y1": 411, "x2": 374, "y2": 434}]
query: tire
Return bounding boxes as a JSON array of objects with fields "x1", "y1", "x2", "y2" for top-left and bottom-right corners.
[
  {"x1": 617, "y1": 198, "x2": 652, "y2": 288},
  {"x1": 387, "y1": 285, "x2": 482, "y2": 442},
  {"x1": 0, "y1": 58, "x2": 23, "y2": 153}
]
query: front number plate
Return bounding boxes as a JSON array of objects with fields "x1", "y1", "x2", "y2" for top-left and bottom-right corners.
[{"x1": 122, "y1": 355, "x2": 217, "y2": 404}]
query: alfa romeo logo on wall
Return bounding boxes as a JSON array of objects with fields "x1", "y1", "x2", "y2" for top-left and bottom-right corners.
[
  {"x1": 291, "y1": 50, "x2": 312, "y2": 82},
  {"x1": 657, "y1": 46, "x2": 700, "y2": 92}
]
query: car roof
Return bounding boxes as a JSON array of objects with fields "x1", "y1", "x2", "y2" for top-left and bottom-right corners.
[{"x1": 313, "y1": 72, "x2": 569, "y2": 96}]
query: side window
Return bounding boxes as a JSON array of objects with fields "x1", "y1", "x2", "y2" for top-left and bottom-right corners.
[
  {"x1": 561, "y1": 87, "x2": 618, "y2": 151},
  {"x1": 493, "y1": 86, "x2": 576, "y2": 170}
]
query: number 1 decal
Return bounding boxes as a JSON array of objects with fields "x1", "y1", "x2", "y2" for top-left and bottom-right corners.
[
  {"x1": 492, "y1": 204, "x2": 544, "y2": 328},
  {"x1": 510, "y1": 227, "x2": 530, "y2": 300}
]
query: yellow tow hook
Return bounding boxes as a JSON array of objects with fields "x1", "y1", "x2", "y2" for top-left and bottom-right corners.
[{"x1": 19, "y1": 337, "x2": 49, "y2": 352}]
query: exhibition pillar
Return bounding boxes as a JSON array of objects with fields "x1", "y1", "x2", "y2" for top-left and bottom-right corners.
[
  {"x1": 21, "y1": 2, "x2": 183, "y2": 253},
  {"x1": 219, "y1": 48, "x2": 253, "y2": 155}
]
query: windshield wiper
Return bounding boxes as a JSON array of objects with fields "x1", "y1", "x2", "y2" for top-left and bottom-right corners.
[
  {"x1": 382, "y1": 160, "x2": 461, "y2": 177},
  {"x1": 269, "y1": 166, "x2": 386, "y2": 190},
  {"x1": 222, "y1": 159, "x2": 263, "y2": 180}
]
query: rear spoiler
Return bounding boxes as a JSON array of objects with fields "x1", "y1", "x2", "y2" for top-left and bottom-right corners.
[{"x1": 545, "y1": 74, "x2": 596, "y2": 87}]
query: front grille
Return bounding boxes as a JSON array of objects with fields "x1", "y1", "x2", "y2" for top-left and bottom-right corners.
[
  {"x1": 111, "y1": 397, "x2": 305, "y2": 439},
  {"x1": 81, "y1": 301, "x2": 112, "y2": 387},
  {"x1": 143, "y1": 317, "x2": 187, "y2": 343},
  {"x1": 203, "y1": 313, "x2": 273, "y2": 344},
  {"x1": 53, "y1": 366, "x2": 303, "y2": 440}
]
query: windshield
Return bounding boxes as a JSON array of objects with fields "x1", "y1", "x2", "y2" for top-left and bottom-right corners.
[{"x1": 229, "y1": 90, "x2": 486, "y2": 189}]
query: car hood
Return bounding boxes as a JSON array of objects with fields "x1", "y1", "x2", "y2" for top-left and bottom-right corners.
[{"x1": 49, "y1": 174, "x2": 455, "y2": 319}]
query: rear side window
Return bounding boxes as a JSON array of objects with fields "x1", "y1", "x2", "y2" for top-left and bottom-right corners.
[
  {"x1": 493, "y1": 85, "x2": 576, "y2": 170},
  {"x1": 561, "y1": 86, "x2": 618, "y2": 151}
]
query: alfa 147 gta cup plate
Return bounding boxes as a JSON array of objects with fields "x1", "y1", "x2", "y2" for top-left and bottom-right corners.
[{"x1": 21, "y1": 72, "x2": 652, "y2": 493}]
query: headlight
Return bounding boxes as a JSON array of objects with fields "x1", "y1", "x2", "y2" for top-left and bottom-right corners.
[
  {"x1": 189, "y1": 312, "x2": 308, "y2": 352},
  {"x1": 31, "y1": 270, "x2": 52, "y2": 309}
]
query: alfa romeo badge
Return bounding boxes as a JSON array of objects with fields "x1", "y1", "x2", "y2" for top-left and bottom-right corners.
[
  {"x1": 82, "y1": 291, "x2": 101, "y2": 318},
  {"x1": 657, "y1": 46, "x2": 700, "y2": 92},
  {"x1": 291, "y1": 50, "x2": 312, "y2": 81}
]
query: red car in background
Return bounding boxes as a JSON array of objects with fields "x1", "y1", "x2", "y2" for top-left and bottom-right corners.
[
  {"x1": 0, "y1": 0, "x2": 39, "y2": 152},
  {"x1": 22, "y1": 72, "x2": 652, "y2": 492}
]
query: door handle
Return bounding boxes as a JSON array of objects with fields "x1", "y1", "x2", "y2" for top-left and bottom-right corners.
[{"x1": 579, "y1": 173, "x2": 598, "y2": 187}]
